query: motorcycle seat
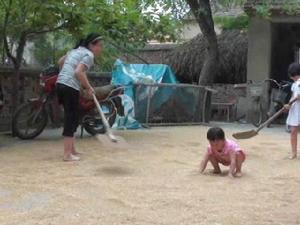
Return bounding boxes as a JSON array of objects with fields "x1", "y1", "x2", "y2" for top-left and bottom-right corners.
[{"x1": 82, "y1": 84, "x2": 117, "y2": 100}]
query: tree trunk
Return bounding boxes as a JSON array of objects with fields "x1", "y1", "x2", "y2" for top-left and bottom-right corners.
[
  {"x1": 11, "y1": 68, "x2": 20, "y2": 112},
  {"x1": 2, "y1": 0, "x2": 28, "y2": 112},
  {"x1": 15, "y1": 34, "x2": 27, "y2": 104},
  {"x1": 186, "y1": 0, "x2": 219, "y2": 85},
  {"x1": 1, "y1": 41, "x2": 5, "y2": 64},
  {"x1": 4, "y1": 34, "x2": 27, "y2": 113}
]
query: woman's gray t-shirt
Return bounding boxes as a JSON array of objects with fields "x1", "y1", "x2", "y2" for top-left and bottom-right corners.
[{"x1": 56, "y1": 47, "x2": 94, "y2": 91}]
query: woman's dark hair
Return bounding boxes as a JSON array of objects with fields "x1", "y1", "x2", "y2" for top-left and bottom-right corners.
[
  {"x1": 74, "y1": 33, "x2": 102, "y2": 49},
  {"x1": 207, "y1": 127, "x2": 225, "y2": 141},
  {"x1": 288, "y1": 62, "x2": 300, "y2": 77},
  {"x1": 74, "y1": 39, "x2": 85, "y2": 49}
]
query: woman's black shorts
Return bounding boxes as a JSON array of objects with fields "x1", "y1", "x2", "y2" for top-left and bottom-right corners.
[{"x1": 56, "y1": 83, "x2": 80, "y2": 137}]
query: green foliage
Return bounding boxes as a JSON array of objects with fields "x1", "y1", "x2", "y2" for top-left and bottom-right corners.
[
  {"x1": 214, "y1": 14, "x2": 249, "y2": 30},
  {"x1": 252, "y1": 0, "x2": 300, "y2": 18},
  {"x1": 282, "y1": 0, "x2": 300, "y2": 15},
  {"x1": 0, "y1": 0, "x2": 182, "y2": 71},
  {"x1": 0, "y1": 0, "x2": 85, "y2": 67},
  {"x1": 77, "y1": 0, "x2": 182, "y2": 71},
  {"x1": 220, "y1": 0, "x2": 246, "y2": 6},
  {"x1": 0, "y1": 0, "x2": 251, "y2": 71},
  {"x1": 85, "y1": 1, "x2": 181, "y2": 49},
  {"x1": 94, "y1": 44, "x2": 122, "y2": 72},
  {"x1": 212, "y1": 0, "x2": 246, "y2": 11},
  {"x1": 32, "y1": 31, "x2": 75, "y2": 66},
  {"x1": 255, "y1": 1, "x2": 272, "y2": 19},
  {"x1": 3, "y1": 0, "x2": 84, "y2": 38}
]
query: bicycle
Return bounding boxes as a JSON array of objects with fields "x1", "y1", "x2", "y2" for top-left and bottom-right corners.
[{"x1": 248, "y1": 79, "x2": 292, "y2": 127}]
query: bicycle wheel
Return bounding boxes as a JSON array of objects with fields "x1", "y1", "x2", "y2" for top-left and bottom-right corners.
[{"x1": 249, "y1": 100, "x2": 263, "y2": 127}]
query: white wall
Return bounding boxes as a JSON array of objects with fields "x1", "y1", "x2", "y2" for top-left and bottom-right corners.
[
  {"x1": 247, "y1": 17, "x2": 272, "y2": 82},
  {"x1": 180, "y1": 20, "x2": 222, "y2": 41},
  {"x1": 23, "y1": 42, "x2": 39, "y2": 65}
]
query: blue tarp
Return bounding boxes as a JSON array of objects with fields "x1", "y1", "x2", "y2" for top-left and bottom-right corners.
[{"x1": 111, "y1": 59, "x2": 178, "y2": 129}]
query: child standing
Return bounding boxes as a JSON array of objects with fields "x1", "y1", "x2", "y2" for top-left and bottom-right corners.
[
  {"x1": 200, "y1": 127, "x2": 246, "y2": 178},
  {"x1": 285, "y1": 63, "x2": 300, "y2": 159}
]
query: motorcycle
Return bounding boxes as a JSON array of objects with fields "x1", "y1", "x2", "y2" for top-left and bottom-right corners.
[{"x1": 12, "y1": 66, "x2": 124, "y2": 140}]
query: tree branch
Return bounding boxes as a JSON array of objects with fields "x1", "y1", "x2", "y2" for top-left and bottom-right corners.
[
  {"x1": 3, "y1": 36, "x2": 17, "y2": 66},
  {"x1": 15, "y1": 33, "x2": 27, "y2": 64},
  {"x1": 26, "y1": 23, "x2": 67, "y2": 37},
  {"x1": 187, "y1": 0, "x2": 216, "y2": 40},
  {"x1": 0, "y1": 0, "x2": 8, "y2": 11},
  {"x1": 2, "y1": 0, "x2": 18, "y2": 66}
]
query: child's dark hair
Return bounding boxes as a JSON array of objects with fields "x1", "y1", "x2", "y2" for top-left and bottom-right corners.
[
  {"x1": 288, "y1": 62, "x2": 300, "y2": 77},
  {"x1": 207, "y1": 127, "x2": 225, "y2": 141}
]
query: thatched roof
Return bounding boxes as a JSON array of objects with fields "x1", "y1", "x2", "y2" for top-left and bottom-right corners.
[{"x1": 164, "y1": 30, "x2": 247, "y2": 84}]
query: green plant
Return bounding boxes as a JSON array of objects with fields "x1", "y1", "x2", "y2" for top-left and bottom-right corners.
[
  {"x1": 255, "y1": 0, "x2": 272, "y2": 19},
  {"x1": 282, "y1": 0, "x2": 300, "y2": 15},
  {"x1": 214, "y1": 14, "x2": 250, "y2": 30}
]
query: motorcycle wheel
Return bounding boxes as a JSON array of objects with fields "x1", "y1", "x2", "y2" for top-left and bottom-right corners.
[
  {"x1": 83, "y1": 101, "x2": 116, "y2": 136},
  {"x1": 12, "y1": 102, "x2": 48, "y2": 139}
]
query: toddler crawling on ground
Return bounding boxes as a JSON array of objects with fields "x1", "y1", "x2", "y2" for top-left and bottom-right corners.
[{"x1": 200, "y1": 127, "x2": 246, "y2": 178}]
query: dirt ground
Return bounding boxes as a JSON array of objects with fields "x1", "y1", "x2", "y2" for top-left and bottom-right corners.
[{"x1": 0, "y1": 124, "x2": 300, "y2": 225}]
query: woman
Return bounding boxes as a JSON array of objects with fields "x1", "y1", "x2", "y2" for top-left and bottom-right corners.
[{"x1": 56, "y1": 33, "x2": 103, "y2": 161}]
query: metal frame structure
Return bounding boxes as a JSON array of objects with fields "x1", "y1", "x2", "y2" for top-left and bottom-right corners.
[{"x1": 133, "y1": 83, "x2": 216, "y2": 126}]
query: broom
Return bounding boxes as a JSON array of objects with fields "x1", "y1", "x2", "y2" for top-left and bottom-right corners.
[
  {"x1": 92, "y1": 94, "x2": 118, "y2": 143},
  {"x1": 233, "y1": 98, "x2": 297, "y2": 140}
]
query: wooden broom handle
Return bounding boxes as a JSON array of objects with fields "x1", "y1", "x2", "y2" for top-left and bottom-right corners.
[{"x1": 256, "y1": 98, "x2": 298, "y2": 133}]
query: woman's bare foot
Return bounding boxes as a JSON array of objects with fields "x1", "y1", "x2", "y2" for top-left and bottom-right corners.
[
  {"x1": 289, "y1": 155, "x2": 297, "y2": 160},
  {"x1": 72, "y1": 150, "x2": 82, "y2": 156},
  {"x1": 228, "y1": 173, "x2": 235, "y2": 178},
  {"x1": 235, "y1": 172, "x2": 242, "y2": 177},
  {"x1": 63, "y1": 154, "x2": 80, "y2": 162},
  {"x1": 213, "y1": 169, "x2": 221, "y2": 174}
]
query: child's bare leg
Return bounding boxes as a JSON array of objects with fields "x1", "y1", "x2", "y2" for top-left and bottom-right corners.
[
  {"x1": 290, "y1": 126, "x2": 298, "y2": 159},
  {"x1": 235, "y1": 153, "x2": 244, "y2": 177},
  {"x1": 208, "y1": 155, "x2": 221, "y2": 174}
]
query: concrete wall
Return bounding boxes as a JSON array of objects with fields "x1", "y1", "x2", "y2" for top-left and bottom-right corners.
[
  {"x1": 181, "y1": 20, "x2": 201, "y2": 41},
  {"x1": 181, "y1": 20, "x2": 223, "y2": 41},
  {"x1": 122, "y1": 44, "x2": 177, "y2": 64},
  {"x1": 210, "y1": 84, "x2": 248, "y2": 121},
  {"x1": 247, "y1": 17, "x2": 273, "y2": 82}
]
